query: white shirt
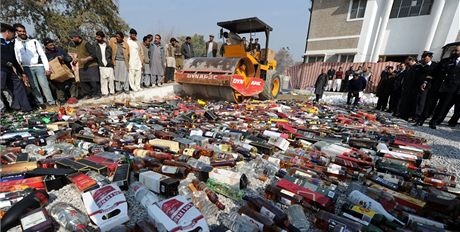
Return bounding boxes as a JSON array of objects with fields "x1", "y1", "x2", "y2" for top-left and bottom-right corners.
[
  {"x1": 14, "y1": 38, "x2": 50, "y2": 71},
  {"x1": 207, "y1": 41, "x2": 213, "y2": 57},
  {"x1": 98, "y1": 43, "x2": 107, "y2": 67},
  {"x1": 127, "y1": 38, "x2": 142, "y2": 70},
  {"x1": 456, "y1": 57, "x2": 460, "y2": 65}
]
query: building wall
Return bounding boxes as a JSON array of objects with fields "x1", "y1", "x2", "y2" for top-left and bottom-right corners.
[
  {"x1": 308, "y1": 38, "x2": 359, "y2": 51},
  {"x1": 380, "y1": 15, "x2": 433, "y2": 56},
  {"x1": 309, "y1": 0, "x2": 363, "y2": 39}
]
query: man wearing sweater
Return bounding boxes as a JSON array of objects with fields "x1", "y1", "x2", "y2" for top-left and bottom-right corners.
[{"x1": 14, "y1": 23, "x2": 55, "y2": 106}]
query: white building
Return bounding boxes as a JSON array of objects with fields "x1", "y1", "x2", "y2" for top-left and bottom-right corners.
[{"x1": 304, "y1": 0, "x2": 460, "y2": 62}]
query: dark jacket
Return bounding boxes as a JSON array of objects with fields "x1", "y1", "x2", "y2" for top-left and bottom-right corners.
[
  {"x1": 45, "y1": 47, "x2": 72, "y2": 68},
  {"x1": 1, "y1": 38, "x2": 24, "y2": 75},
  {"x1": 326, "y1": 69, "x2": 336, "y2": 80},
  {"x1": 349, "y1": 77, "x2": 366, "y2": 92},
  {"x1": 314, "y1": 73, "x2": 328, "y2": 95},
  {"x1": 95, "y1": 42, "x2": 114, "y2": 67},
  {"x1": 181, "y1": 42, "x2": 194, "y2": 59},
  {"x1": 437, "y1": 57, "x2": 460, "y2": 94},
  {"x1": 376, "y1": 71, "x2": 395, "y2": 96}
]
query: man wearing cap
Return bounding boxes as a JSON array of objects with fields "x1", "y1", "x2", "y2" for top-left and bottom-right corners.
[
  {"x1": 127, "y1": 28, "x2": 144, "y2": 91},
  {"x1": 1, "y1": 23, "x2": 32, "y2": 112},
  {"x1": 43, "y1": 38, "x2": 79, "y2": 104},
  {"x1": 205, "y1": 35, "x2": 218, "y2": 57},
  {"x1": 14, "y1": 23, "x2": 55, "y2": 106},
  {"x1": 165, "y1": 38, "x2": 178, "y2": 83},
  {"x1": 69, "y1": 31, "x2": 101, "y2": 99},
  {"x1": 413, "y1": 51, "x2": 437, "y2": 126},
  {"x1": 429, "y1": 45, "x2": 460, "y2": 129}
]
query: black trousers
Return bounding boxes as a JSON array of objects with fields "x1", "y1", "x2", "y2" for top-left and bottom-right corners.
[
  {"x1": 79, "y1": 81, "x2": 101, "y2": 98},
  {"x1": 448, "y1": 95, "x2": 460, "y2": 126},
  {"x1": 430, "y1": 90, "x2": 460, "y2": 125},
  {"x1": 376, "y1": 94, "x2": 390, "y2": 110},
  {"x1": 389, "y1": 91, "x2": 401, "y2": 113},
  {"x1": 415, "y1": 90, "x2": 428, "y2": 119},
  {"x1": 399, "y1": 90, "x2": 416, "y2": 120},
  {"x1": 347, "y1": 91, "x2": 359, "y2": 105},
  {"x1": 1, "y1": 70, "x2": 32, "y2": 112}
]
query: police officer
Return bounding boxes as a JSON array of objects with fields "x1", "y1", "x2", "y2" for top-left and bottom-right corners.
[
  {"x1": 429, "y1": 45, "x2": 460, "y2": 129},
  {"x1": 1, "y1": 23, "x2": 32, "y2": 113},
  {"x1": 413, "y1": 51, "x2": 437, "y2": 126},
  {"x1": 397, "y1": 56, "x2": 418, "y2": 120}
]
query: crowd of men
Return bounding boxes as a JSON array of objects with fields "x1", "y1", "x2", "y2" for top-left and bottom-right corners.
[
  {"x1": 1, "y1": 22, "x2": 264, "y2": 113},
  {"x1": 375, "y1": 49, "x2": 460, "y2": 129},
  {"x1": 314, "y1": 48, "x2": 460, "y2": 129}
]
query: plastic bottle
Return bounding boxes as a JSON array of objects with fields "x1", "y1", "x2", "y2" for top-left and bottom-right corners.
[
  {"x1": 286, "y1": 204, "x2": 310, "y2": 232},
  {"x1": 222, "y1": 212, "x2": 259, "y2": 232},
  {"x1": 131, "y1": 181, "x2": 160, "y2": 208},
  {"x1": 49, "y1": 202, "x2": 90, "y2": 232}
]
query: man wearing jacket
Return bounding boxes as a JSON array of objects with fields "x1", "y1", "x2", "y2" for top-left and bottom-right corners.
[
  {"x1": 14, "y1": 23, "x2": 55, "y2": 106},
  {"x1": 206, "y1": 35, "x2": 218, "y2": 57},
  {"x1": 141, "y1": 36, "x2": 151, "y2": 88},
  {"x1": 95, "y1": 31, "x2": 115, "y2": 96},
  {"x1": 43, "y1": 38, "x2": 78, "y2": 104},
  {"x1": 429, "y1": 45, "x2": 460, "y2": 129},
  {"x1": 1, "y1": 23, "x2": 32, "y2": 112},
  {"x1": 181, "y1": 36, "x2": 194, "y2": 59},
  {"x1": 69, "y1": 31, "x2": 101, "y2": 99},
  {"x1": 109, "y1": 31, "x2": 130, "y2": 93}
]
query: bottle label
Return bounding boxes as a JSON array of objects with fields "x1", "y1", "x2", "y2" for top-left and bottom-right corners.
[
  {"x1": 260, "y1": 206, "x2": 276, "y2": 220},
  {"x1": 20, "y1": 210, "x2": 47, "y2": 230},
  {"x1": 351, "y1": 205, "x2": 376, "y2": 219},
  {"x1": 327, "y1": 191, "x2": 336, "y2": 199},
  {"x1": 161, "y1": 165, "x2": 178, "y2": 174},
  {"x1": 241, "y1": 214, "x2": 264, "y2": 231}
]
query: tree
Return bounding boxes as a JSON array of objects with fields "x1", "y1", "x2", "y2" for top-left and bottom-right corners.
[
  {"x1": 275, "y1": 47, "x2": 294, "y2": 74},
  {"x1": 1, "y1": 0, "x2": 128, "y2": 44},
  {"x1": 177, "y1": 34, "x2": 206, "y2": 57}
]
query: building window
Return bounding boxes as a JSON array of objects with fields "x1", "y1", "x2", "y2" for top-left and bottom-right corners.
[
  {"x1": 390, "y1": 0, "x2": 433, "y2": 18},
  {"x1": 339, "y1": 54, "x2": 355, "y2": 63},
  {"x1": 349, "y1": 0, "x2": 367, "y2": 20},
  {"x1": 306, "y1": 56, "x2": 324, "y2": 63}
]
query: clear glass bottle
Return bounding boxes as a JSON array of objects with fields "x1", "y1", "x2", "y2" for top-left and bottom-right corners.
[{"x1": 49, "y1": 202, "x2": 90, "y2": 232}]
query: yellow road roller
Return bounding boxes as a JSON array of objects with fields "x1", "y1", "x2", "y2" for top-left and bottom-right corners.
[{"x1": 175, "y1": 17, "x2": 280, "y2": 102}]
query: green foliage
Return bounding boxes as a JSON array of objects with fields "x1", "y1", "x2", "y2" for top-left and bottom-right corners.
[
  {"x1": 1, "y1": 0, "x2": 128, "y2": 46},
  {"x1": 275, "y1": 47, "x2": 295, "y2": 74},
  {"x1": 177, "y1": 34, "x2": 207, "y2": 57}
]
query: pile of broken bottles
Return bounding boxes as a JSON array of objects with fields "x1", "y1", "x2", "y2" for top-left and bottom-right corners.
[{"x1": 0, "y1": 98, "x2": 459, "y2": 232}]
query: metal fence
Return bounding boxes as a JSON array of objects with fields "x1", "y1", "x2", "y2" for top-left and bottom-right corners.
[{"x1": 285, "y1": 61, "x2": 400, "y2": 93}]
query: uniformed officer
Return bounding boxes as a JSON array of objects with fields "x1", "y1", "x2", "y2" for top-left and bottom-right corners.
[
  {"x1": 397, "y1": 56, "x2": 418, "y2": 121},
  {"x1": 429, "y1": 45, "x2": 460, "y2": 129},
  {"x1": 413, "y1": 51, "x2": 438, "y2": 126},
  {"x1": 1, "y1": 23, "x2": 32, "y2": 113}
]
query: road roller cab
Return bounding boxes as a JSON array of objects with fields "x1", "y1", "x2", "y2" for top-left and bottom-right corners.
[{"x1": 175, "y1": 17, "x2": 281, "y2": 102}]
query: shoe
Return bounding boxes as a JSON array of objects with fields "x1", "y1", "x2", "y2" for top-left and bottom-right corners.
[
  {"x1": 155, "y1": 83, "x2": 159, "y2": 87},
  {"x1": 93, "y1": 95, "x2": 101, "y2": 99},
  {"x1": 429, "y1": 122, "x2": 436, "y2": 129},
  {"x1": 447, "y1": 123, "x2": 457, "y2": 127}
]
